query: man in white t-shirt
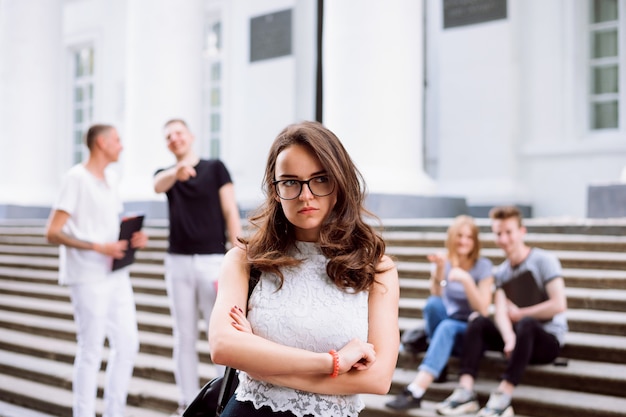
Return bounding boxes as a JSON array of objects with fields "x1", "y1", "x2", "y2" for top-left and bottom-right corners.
[{"x1": 46, "y1": 124, "x2": 148, "y2": 417}]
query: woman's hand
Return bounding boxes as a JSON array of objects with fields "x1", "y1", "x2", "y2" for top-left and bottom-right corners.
[
  {"x1": 247, "y1": 338, "x2": 377, "y2": 384},
  {"x1": 427, "y1": 252, "x2": 447, "y2": 292},
  {"x1": 447, "y1": 267, "x2": 471, "y2": 284},
  {"x1": 427, "y1": 252, "x2": 445, "y2": 269},
  {"x1": 229, "y1": 305, "x2": 252, "y2": 334},
  {"x1": 337, "y1": 338, "x2": 376, "y2": 373}
]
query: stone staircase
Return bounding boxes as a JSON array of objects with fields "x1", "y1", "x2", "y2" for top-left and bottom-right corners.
[{"x1": 1, "y1": 219, "x2": 626, "y2": 417}]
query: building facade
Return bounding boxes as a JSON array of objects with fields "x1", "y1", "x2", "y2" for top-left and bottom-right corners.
[{"x1": 0, "y1": 0, "x2": 624, "y2": 219}]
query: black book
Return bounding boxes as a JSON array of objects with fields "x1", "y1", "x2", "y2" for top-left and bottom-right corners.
[
  {"x1": 112, "y1": 214, "x2": 145, "y2": 271},
  {"x1": 500, "y1": 269, "x2": 547, "y2": 308}
]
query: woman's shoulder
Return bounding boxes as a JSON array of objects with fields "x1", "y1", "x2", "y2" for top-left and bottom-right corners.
[
  {"x1": 376, "y1": 254, "x2": 397, "y2": 275},
  {"x1": 225, "y1": 245, "x2": 247, "y2": 262},
  {"x1": 475, "y1": 256, "x2": 494, "y2": 268},
  {"x1": 372, "y1": 255, "x2": 398, "y2": 294}
]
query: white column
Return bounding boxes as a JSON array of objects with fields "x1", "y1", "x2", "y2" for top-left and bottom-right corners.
[
  {"x1": 323, "y1": 0, "x2": 434, "y2": 195},
  {"x1": 122, "y1": 0, "x2": 204, "y2": 202},
  {"x1": 0, "y1": 0, "x2": 63, "y2": 205}
]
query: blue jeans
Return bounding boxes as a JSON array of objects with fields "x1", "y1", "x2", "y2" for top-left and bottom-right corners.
[{"x1": 419, "y1": 296, "x2": 467, "y2": 378}]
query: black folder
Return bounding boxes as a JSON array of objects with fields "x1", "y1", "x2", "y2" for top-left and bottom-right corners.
[
  {"x1": 500, "y1": 269, "x2": 547, "y2": 308},
  {"x1": 112, "y1": 214, "x2": 145, "y2": 271}
]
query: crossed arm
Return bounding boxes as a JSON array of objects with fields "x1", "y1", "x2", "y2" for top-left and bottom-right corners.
[{"x1": 208, "y1": 247, "x2": 400, "y2": 395}]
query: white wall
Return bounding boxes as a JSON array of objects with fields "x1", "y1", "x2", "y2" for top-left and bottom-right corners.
[
  {"x1": 517, "y1": 0, "x2": 626, "y2": 217},
  {"x1": 24, "y1": 0, "x2": 317, "y2": 210},
  {"x1": 428, "y1": 0, "x2": 525, "y2": 206},
  {"x1": 427, "y1": 0, "x2": 626, "y2": 217},
  {"x1": 219, "y1": 0, "x2": 318, "y2": 209},
  {"x1": 1, "y1": 0, "x2": 625, "y2": 218},
  {"x1": 324, "y1": 0, "x2": 432, "y2": 195},
  {"x1": 0, "y1": 0, "x2": 63, "y2": 206},
  {"x1": 122, "y1": 0, "x2": 205, "y2": 202}
]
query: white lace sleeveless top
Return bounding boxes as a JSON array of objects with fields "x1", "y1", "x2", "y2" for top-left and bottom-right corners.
[{"x1": 236, "y1": 241, "x2": 369, "y2": 416}]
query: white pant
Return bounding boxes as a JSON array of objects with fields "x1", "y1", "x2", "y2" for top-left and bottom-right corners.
[
  {"x1": 69, "y1": 270, "x2": 139, "y2": 417},
  {"x1": 165, "y1": 253, "x2": 225, "y2": 406}
]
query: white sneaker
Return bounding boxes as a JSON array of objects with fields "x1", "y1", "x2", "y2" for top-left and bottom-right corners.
[
  {"x1": 476, "y1": 391, "x2": 514, "y2": 417},
  {"x1": 436, "y1": 387, "x2": 480, "y2": 416}
]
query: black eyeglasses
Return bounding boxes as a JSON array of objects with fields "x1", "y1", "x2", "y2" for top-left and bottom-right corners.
[{"x1": 272, "y1": 175, "x2": 335, "y2": 200}]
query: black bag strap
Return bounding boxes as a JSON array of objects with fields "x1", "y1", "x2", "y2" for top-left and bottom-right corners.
[
  {"x1": 248, "y1": 267, "x2": 261, "y2": 302},
  {"x1": 215, "y1": 267, "x2": 261, "y2": 416},
  {"x1": 215, "y1": 367, "x2": 237, "y2": 416}
]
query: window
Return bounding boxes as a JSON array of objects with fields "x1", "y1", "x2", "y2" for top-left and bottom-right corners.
[
  {"x1": 72, "y1": 47, "x2": 94, "y2": 163},
  {"x1": 589, "y1": 0, "x2": 621, "y2": 130},
  {"x1": 203, "y1": 17, "x2": 222, "y2": 158}
]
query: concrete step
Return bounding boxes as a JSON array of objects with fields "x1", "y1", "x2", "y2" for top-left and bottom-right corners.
[
  {"x1": 6, "y1": 230, "x2": 626, "y2": 256},
  {"x1": 388, "y1": 246, "x2": 626, "y2": 271},
  {"x1": 11, "y1": 298, "x2": 616, "y2": 384},
  {"x1": 3, "y1": 273, "x2": 626, "y2": 338},
  {"x1": 397, "y1": 313, "x2": 626, "y2": 365},
  {"x1": 0, "y1": 224, "x2": 168, "y2": 238},
  {"x1": 0, "y1": 225, "x2": 166, "y2": 251},
  {"x1": 396, "y1": 261, "x2": 626, "y2": 290},
  {"x1": 2, "y1": 218, "x2": 626, "y2": 417},
  {"x1": 0, "y1": 254, "x2": 58, "y2": 271},
  {"x1": 4, "y1": 255, "x2": 626, "y2": 313},
  {"x1": 5, "y1": 242, "x2": 626, "y2": 272},
  {"x1": 0, "y1": 235, "x2": 169, "y2": 253},
  {"x1": 15, "y1": 258, "x2": 622, "y2": 298},
  {"x1": 378, "y1": 217, "x2": 626, "y2": 236},
  {"x1": 0, "y1": 245, "x2": 166, "y2": 264},
  {"x1": 0, "y1": 296, "x2": 185, "y2": 340},
  {"x1": 0, "y1": 329, "x2": 218, "y2": 386},
  {"x1": 394, "y1": 351, "x2": 626, "y2": 399},
  {"x1": 0, "y1": 243, "x2": 59, "y2": 257},
  {"x1": 383, "y1": 231, "x2": 626, "y2": 253},
  {"x1": 378, "y1": 371, "x2": 626, "y2": 417},
  {"x1": 565, "y1": 286, "x2": 626, "y2": 312},
  {"x1": 0, "y1": 281, "x2": 171, "y2": 315},
  {"x1": 1, "y1": 324, "x2": 623, "y2": 417},
  {"x1": 4, "y1": 244, "x2": 626, "y2": 285},
  {"x1": 360, "y1": 394, "x2": 535, "y2": 417},
  {"x1": 0, "y1": 368, "x2": 175, "y2": 417},
  {"x1": 0, "y1": 401, "x2": 61, "y2": 417},
  {"x1": 0, "y1": 309, "x2": 214, "y2": 363},
  {"x1": 0, "y1": 292, "x2": 174, "y2": 334},
  {"x1": 0, "y1": 254, "x2": 166, "y2": 279},
  {"x1": 397, "y1": 278, "x2": 626, "y2": 315},
  {"x1": 0, "y1": 267, "x2": 169, "y2": 297},
  {"x1": 397, "y1": 291, "x2": 626, "y2": 336},
  {"x1": 5, "y1": 217, "x2": 626, "y2": 237}
]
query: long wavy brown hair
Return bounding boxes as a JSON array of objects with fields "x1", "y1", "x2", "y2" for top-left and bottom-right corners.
[{"x1": 241, "y1": 121, "x2": 387, "y2": 292}]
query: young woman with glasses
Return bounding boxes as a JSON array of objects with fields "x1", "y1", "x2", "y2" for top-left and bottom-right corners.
[{"x1": 208, "y1": 120, "x2": 400, "y2": 416}]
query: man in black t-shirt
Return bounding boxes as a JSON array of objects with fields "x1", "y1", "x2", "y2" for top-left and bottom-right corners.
[{"x1": 154, "y1": 119, "x2": 242, "y2": 417}]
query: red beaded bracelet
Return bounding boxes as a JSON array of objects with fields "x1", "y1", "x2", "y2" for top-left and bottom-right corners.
[{"x1": 329, "y1": 349, "x2": 339, "y2": 378}]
